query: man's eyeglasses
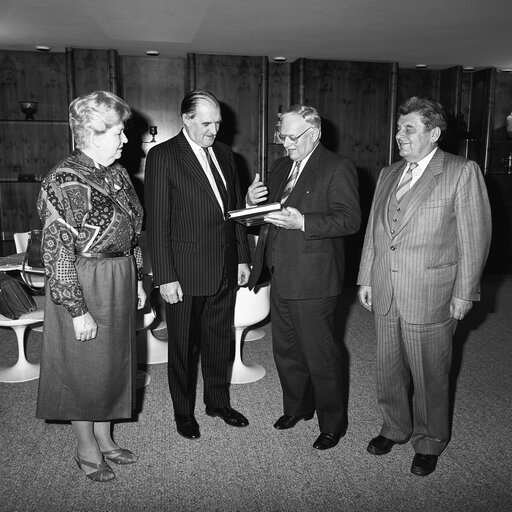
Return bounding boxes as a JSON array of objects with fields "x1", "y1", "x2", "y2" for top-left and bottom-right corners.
[{"x1": 277, "y1": 126, "x2": 312, "y2": 144}]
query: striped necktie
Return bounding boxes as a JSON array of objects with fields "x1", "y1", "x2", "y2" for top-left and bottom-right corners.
[
  {"x1": 396, "y1": 162, "x2": 418, "y2": 203},
  {"x1": 280, "y1": 161, "x2": 301, "y2": 204},
  {"x1": 203, "y1": 147, "x2": 227, "y2": 212}
]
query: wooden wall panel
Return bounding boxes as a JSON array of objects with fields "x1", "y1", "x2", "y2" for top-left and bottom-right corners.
[
  {"x1": 0, "y1": 51, "x2": 68, "y2": 120},
  {"x1": 266, "y1": 62, "x2": 289, "y2": 173},
  {"x1": 489, "y1": 71, "x2": 512, "y2": 174},
  {"x1": 0, "y1": 122, "x2": 69, "y2": 180},
  {"x1": 71, "y1": 49, "x2": 113, "y2": 97},
  {"x1": 0, "y1": 183, "x2": 42, "y2": 234},
  {"x1": 192, "y1": 54, "x2": 261, "y2": 190},
  {"x1": 120, "y1": 56, "x2": 185, "y2": 178},
  {"x1": 295, "y1": 59, "x2": 394, "y2": 187}
]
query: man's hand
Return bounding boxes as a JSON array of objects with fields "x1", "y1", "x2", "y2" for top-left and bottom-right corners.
[
  {"x1": 358, "y1": 285, "x2": 373, "y2": 311},
  {"x1": 264, "y1": 206, "x2": 303, "y2": 230},
  {"x1": 160, "y1": 281, "x2": 183, "y2": 304},
  {"x1": 246, "y1": 173, "x2": 268, "y2": 206},
  {"x1": 238, "y1": 263, "x2": 251, "y2": 286},
  {"x1": 450, "y1": 296, "x2": 472, "y2": 320},
  {"x1": 72, "y1": 312, "x2": 98, "y2": 342}
]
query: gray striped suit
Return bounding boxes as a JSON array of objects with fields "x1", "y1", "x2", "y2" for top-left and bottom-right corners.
[
  {"x1": 145, "y1": 130, "x2": 251, "y2": 416},
  {"x1": 358, "y1": 148, "x2": 491, "y2": 454}
]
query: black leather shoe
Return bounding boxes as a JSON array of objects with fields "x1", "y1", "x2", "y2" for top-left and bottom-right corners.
[
  {"x1": 411, "y1": 453, "x2": 438, "y2": 476},
  {"x1": 313, "y1": 432, "x2": 342, "y2": 450},
  {"x1": 367, "y1": 435, "x2": 399, "y2": 455},
  {"x1": 175, "y1": 415, "x2": 200, "y2": 440},
  {"x1": 273, "y1": 412, "x2": 314, "y2": 430},
  {"x1": 205, "y1": 406, "x2": 249, "y2": 427}
]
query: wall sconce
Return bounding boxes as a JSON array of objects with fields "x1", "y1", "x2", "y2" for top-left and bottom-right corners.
[{"x1": 149, "y1": 126, "x2": 158, "y2": 143}]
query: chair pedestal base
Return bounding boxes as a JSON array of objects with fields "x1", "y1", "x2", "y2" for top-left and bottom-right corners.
[
  {"x1": 230, "y1": 328, "x2": 266, "y2": 384},
  {"x1": 0, "y1": 324, "x2": 40, "y2": 383},
  {"x1": 231, "y1": 361, "x2": 266, "y2": 384}
]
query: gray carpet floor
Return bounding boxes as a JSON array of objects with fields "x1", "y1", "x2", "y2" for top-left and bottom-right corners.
[{"x1": 1, "y1": 277, "x2": 511, "y2": 512}]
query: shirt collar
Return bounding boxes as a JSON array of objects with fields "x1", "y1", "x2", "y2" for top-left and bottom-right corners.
[
  {"x1": 411, "y1": 146, "x2": 438, "y2": 172},
  {"x1": 183, "y1": 128, "x2": 208, "y2": 156}
]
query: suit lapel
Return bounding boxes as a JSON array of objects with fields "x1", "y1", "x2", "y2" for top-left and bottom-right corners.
[
  {"x1": 177, "y1": 131, "x2": 223, "y2": 213},
  {"x1": 394, "y1": 149, "x2": 445, "y2": 235},
  {"x1": 288, "y1": 145, "x2": 321, "y2": 204}
]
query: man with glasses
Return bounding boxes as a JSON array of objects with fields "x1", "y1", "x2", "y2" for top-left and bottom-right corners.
[{"x1": 247, "y1": 104, "x2": 361, "y2": 450}]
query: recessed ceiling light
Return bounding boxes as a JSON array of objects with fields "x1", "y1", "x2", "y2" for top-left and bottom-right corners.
[
  {"x1": 415, "y1": 64, "x2": 427, "y2": 69},
  {"x1": 273, "y1": 56, "x2": 287, "y2": 62},
  {"x1": 146, "y1": 50, "x2": 160, "y2": 56},
  {"x1": 35, "y1": 45, "x2": 51, "y2": 52},
  {"x1": 463, "y1": 66, "x2": 475, "y2": 71},
  {"x1": 499, "y1": 68, "x2": 512, "y2": 73}
]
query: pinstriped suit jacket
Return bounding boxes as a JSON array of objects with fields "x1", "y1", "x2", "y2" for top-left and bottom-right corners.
[
  {"x1": 357, "y1": 148, "x2": 491, "y2": 324},
  {"x1": 145, "y1": 130, "x2": 251, "y2": 295}
]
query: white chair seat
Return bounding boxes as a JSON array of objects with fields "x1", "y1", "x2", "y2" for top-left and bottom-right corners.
[{"x1": 231, "y1": 283, "x2": 270, "y2": 384}]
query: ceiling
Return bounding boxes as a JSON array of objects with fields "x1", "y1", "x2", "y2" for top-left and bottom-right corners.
[{"x1": 1, "y1": 0, "x2": 511, "y2": 70}]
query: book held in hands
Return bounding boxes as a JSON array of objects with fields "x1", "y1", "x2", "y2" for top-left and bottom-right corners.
[{"x1": 227, "y1": 202, "x2": 282, "y2": 226}]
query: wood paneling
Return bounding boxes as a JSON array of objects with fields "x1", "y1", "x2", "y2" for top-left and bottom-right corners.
[
  {"x1": 0, "y1": 183, "x2": 42, "y2": 235},
  {"x1": 120, "y1": 55, "x2": 185, "y2": 181},
  {"x1": 70, "y1": 49, "x2": 114, "y2": 97},
  {"x1": 0, "y1": 51, "x2": 68, "y2": 120},
  {"x1": 191, "y1": 54, "x2": 262, "y2": 191},
  {"x1": 0, "y1": 122, "x2": 69, "y2": 179},
  {"x1": 294, "y1": 59, "x2": 394, "y2": 187}
]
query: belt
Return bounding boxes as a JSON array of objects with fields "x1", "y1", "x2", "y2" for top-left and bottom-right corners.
[{"x1": 76, "y1": 250, "x2": 133, "y2": 259}]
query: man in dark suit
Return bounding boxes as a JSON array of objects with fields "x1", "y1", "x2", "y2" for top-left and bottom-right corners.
[
  {"x1": 357, "y1": 97, "x2": 491, "y2": 476},
  {"x1": 247, "y1": 104, "x2": 361, "y2": 450},
  {"x1": 145, "y1": 90, "x2": 251, "y2": 440}
]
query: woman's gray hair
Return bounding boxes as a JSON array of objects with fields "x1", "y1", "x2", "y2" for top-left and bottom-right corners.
[{"x1": 69, "y1": 91, "x2": 131, "y2": 149}]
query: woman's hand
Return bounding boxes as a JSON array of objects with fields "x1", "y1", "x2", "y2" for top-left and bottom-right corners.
[
  {"x1": 137, "y1": 280, "x2": 147, "y2": 310},
  {"x1": 72, "y1": 312, "x2": 98, "y2": 342}
]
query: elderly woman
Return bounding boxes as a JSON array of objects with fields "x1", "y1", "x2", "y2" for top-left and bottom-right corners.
[{"x1": 36, "y1": 91, "x2": 146, "y2": 482}]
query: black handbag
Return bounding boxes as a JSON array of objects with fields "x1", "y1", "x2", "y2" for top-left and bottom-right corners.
[
  {"x1": 22, "y1": 229, "x2": 44, "y2": 293},
  {"x1": 0, "y1": 271, "x2": 37, "y2": 320}
]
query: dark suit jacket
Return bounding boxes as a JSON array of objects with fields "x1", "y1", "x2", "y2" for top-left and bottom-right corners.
[
  {"x1": 145, "y1": 130, "x2": 251, "y2": 295},
  {"x1": 248, "y1": 144, "x2": 361, "y2": 299}
]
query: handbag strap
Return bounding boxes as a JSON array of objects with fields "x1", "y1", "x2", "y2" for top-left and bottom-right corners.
[{"x1": 21, "y1": 231, "x2": 44, "y2": 293}]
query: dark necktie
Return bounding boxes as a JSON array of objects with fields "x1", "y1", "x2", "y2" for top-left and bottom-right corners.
[
  {"x1": 396, "y1": 162, "x2": 418, "y2": 203},
  {"x1": 203, "y1": 147, "x2": 227, "y2": 212},
  {"x1": 280, "y1": 161, "x2": 301, "y2": 204}
]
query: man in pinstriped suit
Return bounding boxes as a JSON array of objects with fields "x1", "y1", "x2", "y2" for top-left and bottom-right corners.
[
  {"x1": 357, "y1": 97, "x2": 491, "y2": 476},
  {"x1": 145, "y1": 90, "x2": 251, "y2": 440}
]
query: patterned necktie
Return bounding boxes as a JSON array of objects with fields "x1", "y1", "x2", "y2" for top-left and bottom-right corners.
[
  {"x1": 203, "y1": 147, "x2": 227, "y2": 212},
  {"x1": 396, "y1": 162, "x2": 418, "y2": 203},
  {"x1": 280, "y1": 161, "x2": 301, "y2": 204}
]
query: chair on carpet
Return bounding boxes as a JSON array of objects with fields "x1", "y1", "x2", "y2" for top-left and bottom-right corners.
[
  {"x1": 231, "y1": 282, "x2": 270, "y2": 384},
  {"x1": 136, "y1": 232, "x2": 168, "y2": 365},
  {"x1": 0, "y1": 295, "x2": 44, "y2": 383}
]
